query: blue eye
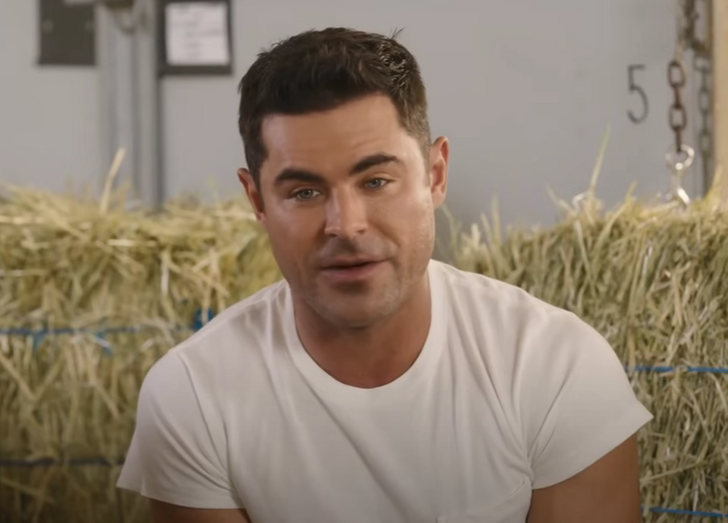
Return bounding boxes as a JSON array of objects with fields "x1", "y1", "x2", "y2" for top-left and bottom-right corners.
[
  {"x1": 292, "y1": 189, "x2": 319, "y2": 201},
  {"x1": 365, "y1": 179, "x2": 388, "y2": 189}
]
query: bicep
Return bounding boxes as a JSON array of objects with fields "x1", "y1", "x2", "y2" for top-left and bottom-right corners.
[
  {"x1": 150, "y1": 499, "x2": 252, "y2": 523},
  {"x1": 526, "y1": 434, "x2": 642, "y2": 523}
]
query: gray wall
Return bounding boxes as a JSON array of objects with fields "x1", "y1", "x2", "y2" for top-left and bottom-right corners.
[
  {"x1": 2, "y1": 0, "x2": 702, "y2": 233},
  {"x1": 0, "y1": 0, "x2": 102, "y2": 194}
]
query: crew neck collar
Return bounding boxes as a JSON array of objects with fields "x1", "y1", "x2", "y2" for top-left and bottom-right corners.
[{"x1": 283, "y1": 260, "x2": 447, "y2": 407}]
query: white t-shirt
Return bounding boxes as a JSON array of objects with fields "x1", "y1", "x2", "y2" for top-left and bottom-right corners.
[{"x1": 117, "y1": 260, "x2": 652, "y2": 523}]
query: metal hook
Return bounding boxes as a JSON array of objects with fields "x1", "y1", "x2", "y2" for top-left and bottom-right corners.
[{"x1": 665, "y1": 144, "x2": 695, "y2": 206}]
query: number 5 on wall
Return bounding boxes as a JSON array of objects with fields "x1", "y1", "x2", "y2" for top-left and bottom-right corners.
[{"x1": 627, "y1": 64, "x2": 649, "y2": 124}]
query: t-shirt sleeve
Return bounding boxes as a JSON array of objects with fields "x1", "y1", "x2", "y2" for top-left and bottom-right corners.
[
  {"x1": 520, "y1": 310, "x2": 653, "y2": 489},
  {"x1": 116, "y1": 351, "x2": 243, "y2": 509}
]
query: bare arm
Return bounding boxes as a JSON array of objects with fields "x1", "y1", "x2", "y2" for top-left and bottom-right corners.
[
  {"x1": 526, "y1": 434, "x2": 642, "y2": 523},
  {"x1": 150, "y1": 499, "x2": 252, "y2": 523}
]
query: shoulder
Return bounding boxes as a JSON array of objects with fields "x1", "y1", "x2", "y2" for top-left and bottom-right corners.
[
  {"x1": 129, "y1": 278, "x2": 290, "y2": 433},
  {"x1": 171, "y1": 279, "x2": 289, "y2": 362},
  {"x1": 138, "y1": 279, "x2": 289, "y2": 407},
  {"x1": 432, "y1": 259, "x2": 575, "y2": 335},
  {"x1": 429, "y1": 263, "x2": 651, "y2": 486},
  {"x1": 431, "y1": 259, "x2": 625, "y2": 396}
]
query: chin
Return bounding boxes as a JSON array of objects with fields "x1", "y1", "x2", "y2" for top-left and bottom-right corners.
[
  {"x1": 325, "y1": 310, "x2": 382, "y2": 330},
  {"x1": 303, "y1": 277, "x2": 409, "y2": 328},
  {"x1": 319, "y1": 301, "x2": 395, "y2": 329}
]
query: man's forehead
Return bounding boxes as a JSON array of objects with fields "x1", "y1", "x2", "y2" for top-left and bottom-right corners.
[
  {"x1": 262, "y1": 107, "x2": 409, "y2": 162},
  {"x1": 261, "y1": 95, "x2": 401, "y2": 138}
]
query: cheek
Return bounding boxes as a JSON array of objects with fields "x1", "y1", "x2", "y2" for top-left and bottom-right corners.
[
  {"x1": 266, "y1": 207, "x2": 320, "y2": 255},
  {"x1": 374, "y1": 190, "x2": 434, "y2": 242}
]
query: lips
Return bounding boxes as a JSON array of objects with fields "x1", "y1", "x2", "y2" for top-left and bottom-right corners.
[
  {"x1": 318, "y1": 258, "x2": 384, "y2": 283},
  {"x1": 321, "y1": 259, "x2": 378, "y2": 270}
]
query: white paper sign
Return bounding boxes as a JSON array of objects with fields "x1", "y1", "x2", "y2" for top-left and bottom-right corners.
[{"x1": 165, "y1": 2, "x2": 230, "y2": 67}]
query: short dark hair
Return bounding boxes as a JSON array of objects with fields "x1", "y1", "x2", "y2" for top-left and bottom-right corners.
[{"x1": 237, "y1": 27, "x2": 431, "y2": 186}]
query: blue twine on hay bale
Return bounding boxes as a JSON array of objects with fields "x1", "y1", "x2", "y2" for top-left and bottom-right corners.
[
  {"x1": 0, "y1": 308, "x2": 218, "y2": 354},
  {"x1": 0, "y1": 311, "x2": 726, "y2": 518},
  {"x1": 191, "y1": 308, "x2": 216, "y2": 331},
  {"x1": 4, "y1": 322, "x2": 728, "y2": 376}
]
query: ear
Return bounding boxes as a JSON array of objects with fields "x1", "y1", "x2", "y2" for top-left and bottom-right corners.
[
  {"x1": 428, "y1": 136, "x2": 449, "y2": 209},
  {"x1": 237, "y1": 168, "x2": 267, "y2": 225}
]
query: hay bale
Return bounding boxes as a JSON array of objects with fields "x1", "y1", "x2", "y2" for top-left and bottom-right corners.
[
  {"x1": 0, "y1": 183, "x2": 280, "y2": 523},
  {"x1": 2, "y1": 169, "x2": 727, "y2": 522},
  {"x1": 451, "y1": 187, "x2": 728, "y2": 522}
]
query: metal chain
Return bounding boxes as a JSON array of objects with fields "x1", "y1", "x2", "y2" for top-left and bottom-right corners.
[
  {"x1": 683, "y1": 0, "x2": 712, "y2": 56},
  {"x1": 692, "y1": 0, "x2": 713, "y2": 192},
  {"x1": 664, "y1": 0, "x2": 714, "y2": 203},
  {"x1": 694, "y1": 52, "x2": 713, "y2": 191},
  {"x1": 668, "y1": 58, "x2": 688, "y2": 155},
  {"x1": 673, "y1": 0, "x2": 714, "y2": 193},
  {"x1": 682, "y1": 0, "x2": 699, "y2": 50},
  {"x1": 665, "y1": 0, "x2": 695, "y2": 205}
]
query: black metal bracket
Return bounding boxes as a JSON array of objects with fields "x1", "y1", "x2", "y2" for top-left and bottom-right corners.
[{"x1": 39, "y1": 0, "x2": 96, "y2": 66}]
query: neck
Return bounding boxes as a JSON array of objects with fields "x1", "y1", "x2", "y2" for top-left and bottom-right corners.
[{"x1": 293, "y1": 275, "x2": 432, "y2": 389}]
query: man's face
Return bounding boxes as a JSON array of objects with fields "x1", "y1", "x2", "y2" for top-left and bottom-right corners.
[{"x1": 239, "y1": 94, "x2": 448, "y2": 329}]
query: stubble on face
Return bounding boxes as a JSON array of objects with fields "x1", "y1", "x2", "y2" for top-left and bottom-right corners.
[{"x1": 242, "y1": 95, "x2": 447, "y2": 333}]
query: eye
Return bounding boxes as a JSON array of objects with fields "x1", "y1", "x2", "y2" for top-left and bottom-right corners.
[
  {"x1": 364, "y1": 178, "x2": 389, "y2": 190},
  {"x1": 292, "y1": 188, "x2": 320, "y2": 201}
]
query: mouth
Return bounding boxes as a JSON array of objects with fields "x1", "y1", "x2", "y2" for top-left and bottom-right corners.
[
  {"x1": 323, "y1": 260, "x2": 378, "y2": 270},
  {"x1": 319, "y1": 259, "x2": 385, "y2": 283}
]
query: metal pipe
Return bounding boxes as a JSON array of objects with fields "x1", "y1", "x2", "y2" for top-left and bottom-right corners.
[
  {"x1": 134, "y1": 0, "x2": 163, "y2": 208},
  {"x1": 96, "y1": 0, "x2": 163, "y2": 209}
]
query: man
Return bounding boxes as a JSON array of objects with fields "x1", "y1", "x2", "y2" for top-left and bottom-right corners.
[{"x1": 117, "y1": 27, "x2": 652, "y2": 523}]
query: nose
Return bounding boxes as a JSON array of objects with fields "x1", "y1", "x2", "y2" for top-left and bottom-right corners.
[{"x1": 324, "y1": 188, "x2": 368, "y2": 239}]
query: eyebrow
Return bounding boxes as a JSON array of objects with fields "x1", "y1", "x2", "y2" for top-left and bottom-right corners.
[{"x1": 273, "y1": 153, "x2": 401, "y2": 187}]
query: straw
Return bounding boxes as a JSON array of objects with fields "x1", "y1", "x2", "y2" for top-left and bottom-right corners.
[{"x1": 2, "y1": 153, "x2": 727, "y2": 521}]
